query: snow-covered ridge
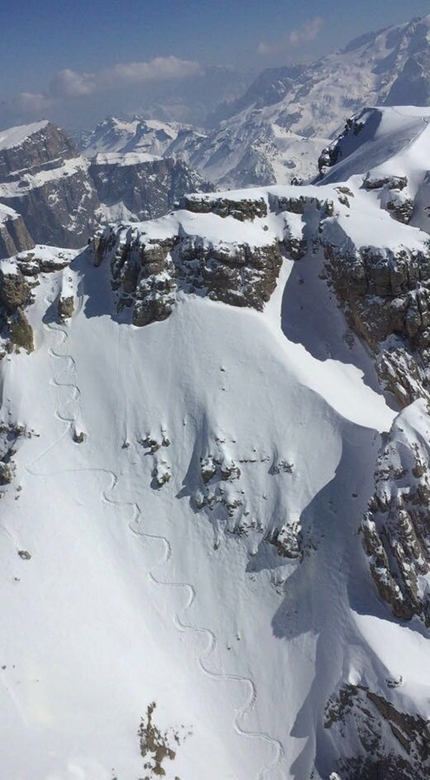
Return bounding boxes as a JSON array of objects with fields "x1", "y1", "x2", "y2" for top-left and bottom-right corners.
[
  {"x1": 92, "y1": 151, "x2": 162, "y2": 166},
  {"x1": 81, "y1": 116, "x2": 185, "y2": 158},
  {"x1": 0, "y1": 120, "x2": 49, "y2": 151}
]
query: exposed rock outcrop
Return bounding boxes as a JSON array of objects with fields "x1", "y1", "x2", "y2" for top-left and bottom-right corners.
[
  {"x1": 0, "y1": 206, "x2": 34, "y2": 258},
  {"x1": 0, "y1": 247, "x2": 76, "y2": 355},
  {"x1": 325, "y1": 683, "x2": 430, "y2": 779},
  {"x1": 0, "y1": 122, "x2": 100, "y2": 249},
  {"x1": 181, "y1": 193, "x2": 267, "y2": 221},
  {"x1": 94, "y1": 193, "x2": 284, "y2": 326},
  {"x1": 0, "y1": 422, "x2": 30, "y2": 488},
  {"x1": 321, "y1": 231, "x2": 430, "y2": 404},
  {"x1": 0, "y1": 263, "x2": 34, "y2": 354},
  {"x1": 361, "y1": 401, "x2": 430, "y2": 624},
  {"x1": 58, "y1": 295, "x2": 74, "y2": 322}
]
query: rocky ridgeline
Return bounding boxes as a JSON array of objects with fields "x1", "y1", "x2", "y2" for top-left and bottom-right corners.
[
  {"x1": 361, "y1": 401, "x2": 430, "y2": 625},
  {"x1": 181, "y1": 193, "x2": 269, "y2": 220},
  {"x1": 93, "y1": 184, "x2": 430, "y2": 391},
  {"x1": 93, "y1": 193, "x2": 288, "y2": 325},
  {"x1": 0, "y1": 122, "x2": 77, "y2": 176},
  {"x1": 0, "y1": 122, "x2": 100, "y2": 248},
  {"x1": 325, "y1": 682, "x2": 430, "y2": 779},
  {"x1": 92, "y1": 190, "x2": 342, "y2": 327}
]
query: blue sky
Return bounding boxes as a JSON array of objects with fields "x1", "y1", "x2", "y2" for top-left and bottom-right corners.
[{"x1": 2, "y1": 0, "x2": 430, "y2": 128}]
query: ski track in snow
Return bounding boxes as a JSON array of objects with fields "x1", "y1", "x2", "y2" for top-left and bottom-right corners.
[
  {"x1": 140, "y1": 546, "x2": 286, "y2": 780},
  {"x1": 24, "y1": 290, "x2": 285, "y2": 780}
]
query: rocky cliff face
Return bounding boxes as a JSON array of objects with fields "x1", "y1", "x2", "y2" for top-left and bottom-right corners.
[
  {"x1": 93, "y1": 192, "x2": 284, "y2": 327},
  {"x1": 0, "y1": 121, "x2": 76, "y2": 176},
  {"x1": 0, "y1": 246, "x2": 74, "y2": 357},
  {"x1": 325, "y1": 682, "x2": 430, "y2": 779},
  {"x1": 311, "y1": 106, "x2": 430, "y2": 644},
  {"x1": 0, "y1": 120, "x2": 214, "y2": 257},
  {"x1": 0, "y1": 122, "x2": 100, "y2": 249},
  {"x1": 0, "y1": 205, "x2": 34, "y2": 258},
  {"x1": 90, "y1": 155, "x2": 213, "y2": 223},
  {"x1": 361, "y1": 401, "x2": 430, "y2": 625}
]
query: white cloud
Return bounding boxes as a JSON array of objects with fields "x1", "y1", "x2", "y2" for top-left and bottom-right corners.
[
  {"x1": 106, "y1": 56, "x2": 202, "y2": 85},
  {"x1": 49, "y1": 56, "x2": 202, "y2": 99},
  {"x1": 0, "y1": 55, "x2": 203, "y2": 127},
  {"x1": 8, "y1": 92, "x2": 53, "y2": 114},
  {"x1": 257, "y1": 41, "x2": 278, "y2": 55},
  {"x1": 50, "y1": 69, "x2": 96, "y2": 98},
  {"x1": 288, "y1": 17, "x2": 324, "y2": 47},
  {"x1": 258, "y1": 17, "x2": 324, "y2": 56}
]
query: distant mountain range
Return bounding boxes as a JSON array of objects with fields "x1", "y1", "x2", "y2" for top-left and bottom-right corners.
[
  {"x1": 76, "y1": 14, "x2": 430, "y2": 190},
  {"x1": 3, "y1": 13, "x2": 430, "y2": 250}
]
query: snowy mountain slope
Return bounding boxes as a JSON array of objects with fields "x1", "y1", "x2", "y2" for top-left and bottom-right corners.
[
  {"x1": 217, "y1": 14, "x2": 430, "y2": 140},
  {"x1": 312, "y1": 104, "x2": 430, "y2": 632},
  {"x1": 0, "y1": 240, "x2": 399, "y2": 780},
  {"x1": 3, "y1": 103, "x2": 430, "y2": 779},
  {"x1": 317, "y1": 105, "x2": 430, "y2": 228},
  {"x1": 168, "y1": 121, "x2": 328, "y2": 189}
]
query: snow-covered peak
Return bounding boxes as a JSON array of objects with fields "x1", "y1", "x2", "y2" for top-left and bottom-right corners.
[
  {"x1": 81, "y1": 115, "x2": 185, "y2": 158},
  {"x1": 317, "y1": 105, "x2": 430, "y2": 232}
]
